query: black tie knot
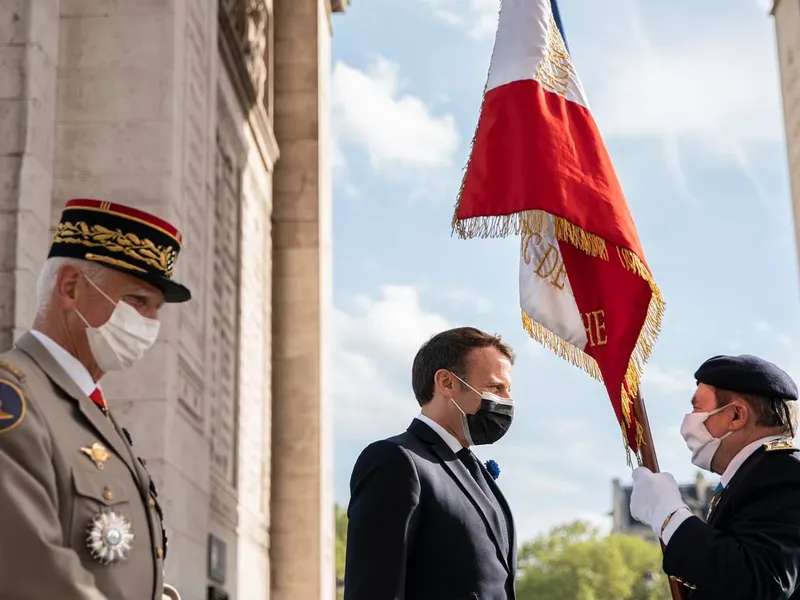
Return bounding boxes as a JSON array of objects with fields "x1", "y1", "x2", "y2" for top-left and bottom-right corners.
[{"x1": 457, "y1": 448, "x2": 481, "y2": 474}]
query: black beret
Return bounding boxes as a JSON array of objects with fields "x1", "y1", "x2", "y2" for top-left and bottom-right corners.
[{"x1": 694, "y1": 354, "x2": 798, "y2": 401}]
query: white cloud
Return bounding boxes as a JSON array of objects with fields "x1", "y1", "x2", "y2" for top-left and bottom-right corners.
[
  {"x1": 333, "y1": 286, "x2": 451, "y2": 437},
  {"x1": 338, "y1": 286, "x2": 451, "y2": 362},
  {"x1": 585, "y1": 2, "x2": 782, "y2": 147},
  {"x1": 422, "y1": 0, "x2": 499, "y2": 40},
  {"x1": 331, "y1": 58, "x2": 460, "y2": 171},
  {"x1": 436, "y1": 288, "x2": 494, "y2": 314},
  {"x1": 642, "y1": 365, "x2": 696, "y2": 395},
  {"x1": 751, "y1": 320, "x2": 793, "y2": 347}
]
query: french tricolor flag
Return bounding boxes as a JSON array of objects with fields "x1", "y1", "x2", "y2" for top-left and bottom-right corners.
[{"x1": 452, "y1": 0, "x2": 664, "y2": 455}]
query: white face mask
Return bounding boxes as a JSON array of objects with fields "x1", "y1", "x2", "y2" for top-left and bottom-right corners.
[
  {"x1": 76, "y1": 278, "x2": 161, "y2": 373},
  {"x1": 680, "y1": 404, "x2": 734, "y2": 471}
]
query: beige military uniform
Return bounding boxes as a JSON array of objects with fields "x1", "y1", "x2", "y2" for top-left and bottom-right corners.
[{"x1": 0, "y1": 332, "x2": 167, "y2": 599}]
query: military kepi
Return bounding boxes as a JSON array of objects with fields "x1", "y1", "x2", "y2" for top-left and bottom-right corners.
[
  {"x1": 694, "y1": 354, "x2": 798, "y2": 401},
  {"x1": 48, "y1": 199, "x2": 191, "y2": 303}
]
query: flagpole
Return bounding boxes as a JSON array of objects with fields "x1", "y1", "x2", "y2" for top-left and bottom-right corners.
[{"x1": 633, "y1": 391, "x2": 689, "y2": 600}]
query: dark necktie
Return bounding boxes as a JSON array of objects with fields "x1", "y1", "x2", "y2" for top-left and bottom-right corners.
[{"x1": 457, "y1": 448, "x2": 510, "y2": 555}]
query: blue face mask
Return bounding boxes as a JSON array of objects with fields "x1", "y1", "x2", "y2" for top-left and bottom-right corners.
[{"x1": 450, "y1": 374, "x2": 515, "y2": 446}]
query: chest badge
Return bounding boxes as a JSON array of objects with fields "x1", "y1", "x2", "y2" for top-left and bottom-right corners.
[
  {"x1": 87, "y1": 511, "x2": 134, "y2": 564},
  {"x1": 81, "y1": 442, "x2": 111, "y2": 470}
]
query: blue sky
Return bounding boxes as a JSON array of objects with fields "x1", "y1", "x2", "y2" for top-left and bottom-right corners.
[{"x1": 329, "y1": 0, "x2": 800, "y2": 541}]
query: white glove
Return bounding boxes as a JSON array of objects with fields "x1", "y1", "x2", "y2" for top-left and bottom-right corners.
[
  {"x1": 162, "y1": 584, "x2": 181, "y2": 600},
  {"x1": 630, "y1": 467, "x2": 688, "y2": 535}
]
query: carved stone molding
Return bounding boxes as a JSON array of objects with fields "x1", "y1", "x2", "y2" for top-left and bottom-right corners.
[
  {"x1": 210, "y1": 476, "x2": 239, "y2": 530},
  {"x1": 209, "y1": 111, "x2": 244, "y2": 488},
  {"x1": 219, "y1": 0, "x2": 279, "y2": 171},
  {"x1": 219, "y1": 0, "x2": 269, "y2": 108}
]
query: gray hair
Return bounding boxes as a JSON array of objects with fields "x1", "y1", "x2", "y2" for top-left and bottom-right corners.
[
  {"x1": 716, "y1": 388, "x2": 800, "y2": 438},
  {"x1": 35, "y1": 257, "x2": 109, "y2": 315}
]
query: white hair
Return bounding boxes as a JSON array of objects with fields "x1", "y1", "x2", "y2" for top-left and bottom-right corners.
[{"x1": 35, "y1": 257, "x2": 109, "y2": 316}]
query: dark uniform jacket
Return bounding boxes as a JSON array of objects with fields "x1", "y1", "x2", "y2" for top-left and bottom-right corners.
[
  {"x1": 344, "y1": 418, "x2": 517, "y2": 600},
  {"x1": 0, "y1": 333, "x2": 167, "y2": 599},
  {"x1": 664, "y1": 439, "x2": 800, "y2": 599}
]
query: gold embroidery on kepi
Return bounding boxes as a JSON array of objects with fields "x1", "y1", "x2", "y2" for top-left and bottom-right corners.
[
  {"x1": 47, "y1": 199, "x2": 191, "y2": 304},
  {"x1": 87, "y1": 511, "x2": 134, "y2": 564},
  {"x1": 0, "y1": 379, "x2": 26, "y2": 434},
  {"x1": 81, "y1": 442, "x2": 112, "y2": 470},
  {"x1": 764, "y1": 438, "x2": 798, "y2": 452},
  {"x1": 53, "y1": 222, "x2": 176, "y2": 276}
]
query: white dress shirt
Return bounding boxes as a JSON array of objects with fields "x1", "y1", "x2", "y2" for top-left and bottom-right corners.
[
  {"x1": 30, "y1": 329, "x2": 99, "y2": 397},
  {"x1": 416, "y1": 414, "x2": 464, "y2": 453},
  {"x1": 662, "y1": 434, "x2": 785, "y2": 544}
]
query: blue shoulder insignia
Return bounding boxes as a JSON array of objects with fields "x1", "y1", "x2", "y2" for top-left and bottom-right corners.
[
  {"x1": 0, "y1": 378, "x2": 26, "y2": 434},
  {"x1": 763, "y1": 439, "x2": 797, "y2": 452}
]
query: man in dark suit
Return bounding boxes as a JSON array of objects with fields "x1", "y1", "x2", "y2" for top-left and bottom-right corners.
[
  {"x1": 630, "y1": 354, "x2": 800, "y2": 599},
  {"x1": 344, "y1": 327, "x2": 517, "y2": 600}
]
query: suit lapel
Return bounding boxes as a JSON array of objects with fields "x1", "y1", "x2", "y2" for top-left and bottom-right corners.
[
  {"x1": 487, "y1": 473, "x2": 517, "y2": 569},
  {"x1": 409, "y1": 419, "x2": 510, "y2": 572},
  {"x1": 708, "y1": 448, "x2": 765, "y2": 527},
  {"x1": 16, "y1": 333, "x2": 139, "y2": 482},
  {"x1": 107, "y1": 411, "x2": 150, "y2": 500}
]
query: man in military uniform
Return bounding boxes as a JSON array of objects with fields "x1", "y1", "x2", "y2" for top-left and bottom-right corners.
[
  {"x1": 0, "y1": 199, "x2": 188, "y2": 599},
  {"x1": 630, "y1": 354, "x2": 800, "y2": 599}
]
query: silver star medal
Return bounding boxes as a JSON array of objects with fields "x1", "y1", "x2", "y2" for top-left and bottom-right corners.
[{"x1": 87, "y1": 511, "x2": 134, "y2": 564}]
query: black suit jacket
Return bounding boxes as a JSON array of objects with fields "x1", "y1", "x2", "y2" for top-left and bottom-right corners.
[
  {"x1": 663, "y1": 442, "x2": 800, "y2": 599},
  {"x1": 344, "y1": 419, "x2": 517, "y2": 600}
]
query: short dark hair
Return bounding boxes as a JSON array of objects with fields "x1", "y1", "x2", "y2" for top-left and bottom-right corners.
[
  {"x1": 715, "y1": 388, "x2": 798, "y2": 437},
  {"x1": 411, "y1": 327, "x2": 515, "y2": 406}
]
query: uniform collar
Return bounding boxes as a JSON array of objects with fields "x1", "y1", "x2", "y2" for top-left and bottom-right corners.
[
  {"x1": 29, "y1": 330, "x2": 99, "y2": 397},
  {"x1": 416, "y1": 413, "x2": 464, "y2": 454},
  {"x1": 720, "y1": 434, "x2": 784, "y2": 487}
]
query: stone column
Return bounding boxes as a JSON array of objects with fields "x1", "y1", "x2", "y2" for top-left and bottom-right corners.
[
  {"x1": 54, "y1": 2, "x2": 219, "y2": 597},
  {"x1": 0, "y1": 0, "x2": 60, "y2": 349},
  {"x1": 271, "y1": 1, "x2": 342, "y2": 598},
  {"x1": 773, "y1": 0, "x2": 800, "y2": 275}
]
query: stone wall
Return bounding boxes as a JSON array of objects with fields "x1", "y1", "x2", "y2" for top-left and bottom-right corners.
[
  {"x1": 0, "y1": 0, "x2": 60, "y2": 349},
  {"x1": 0, "y1": 0, "x2": 345, "y2": 596},
  {"x1": 54, "y1": 2, "x2": 220, "y2": 596}
]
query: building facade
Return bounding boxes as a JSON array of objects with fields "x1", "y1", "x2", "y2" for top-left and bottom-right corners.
[
  {"x1": 611, "y1": 473, "x2": 716, "y2": 542},
  {"x1": 0, "y1": 1, "x2": 347, "y2": 598}
]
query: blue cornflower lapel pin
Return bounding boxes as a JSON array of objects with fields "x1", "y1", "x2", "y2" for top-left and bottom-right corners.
[{"x1": 484, "y1": 459, "x2": 500, "y2": 481}]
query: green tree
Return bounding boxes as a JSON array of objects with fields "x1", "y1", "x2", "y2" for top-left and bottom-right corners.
[
  {"x1": 516, "y1": 521, "x2": 671, "y2": 600},
  {"x1": 335, "y1": 504, "x2": 348, "y2": 600}
]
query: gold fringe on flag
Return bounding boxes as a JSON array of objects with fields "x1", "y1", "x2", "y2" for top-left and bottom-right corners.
[
  {"x1": 455, "y1": 209, "x2": 665, "y2": 462},
  {"x1": 453, "y1": 210, "x2": 609, "y2": 260}
]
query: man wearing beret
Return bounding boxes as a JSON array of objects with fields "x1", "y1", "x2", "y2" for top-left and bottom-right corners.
[
  {"x1": 0, "y1": 199, "x2": 187, "y2": 599},
  {"x1": 630, "y1": 354, "x2": 800, "y2": 599}
]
